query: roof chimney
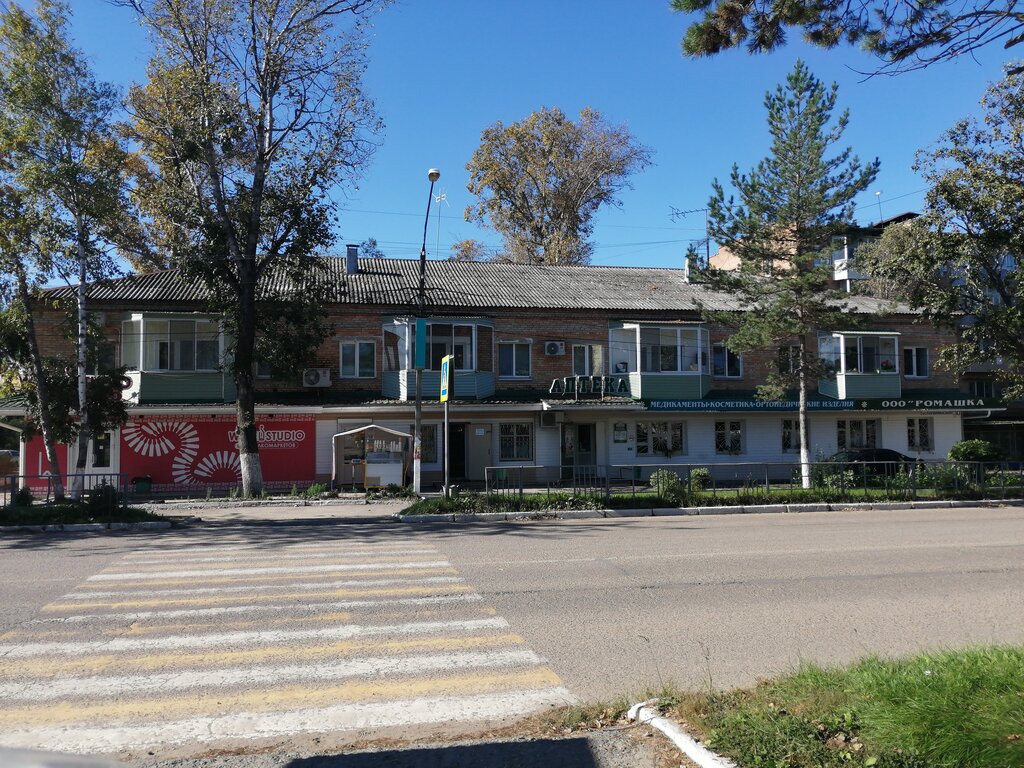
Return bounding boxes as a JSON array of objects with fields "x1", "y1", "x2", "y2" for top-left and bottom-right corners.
[{"x1": 345, "y1": 243, "x2": 359, "y2": 275}]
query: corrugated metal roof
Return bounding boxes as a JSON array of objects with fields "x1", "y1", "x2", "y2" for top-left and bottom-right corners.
[{"x1": 44, "y1": 257, "x2": 913, "y2": 314}]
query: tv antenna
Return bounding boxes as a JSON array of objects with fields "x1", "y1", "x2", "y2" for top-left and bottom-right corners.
[{"x1": 670, "y1": 206, "x2": 710, "y2": 267}]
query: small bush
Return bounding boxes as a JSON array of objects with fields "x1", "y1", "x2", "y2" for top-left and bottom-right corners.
[
  {"x1": 688, "y1": 466, "x2": 711, "y2": 491},
  {"x1": 648, "y1": 469, "x2": 681, "y2": 495},
  {"x1": 86, "y1": 484, "x2": 120, "y2": 514},
  {"x1": 303, "y1": 482, "x2": 328, "y2": 499},
  {"x1": 13, "y1": 486, "x2": 34, "y2": 507},
  {"x1": 948, "y1": 439, "x2": 1004, "y2": 462}
]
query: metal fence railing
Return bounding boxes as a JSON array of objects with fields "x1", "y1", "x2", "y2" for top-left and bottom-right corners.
[
  {"x1": 483, "y1": 460, "x2": 1024, "y2": 505},
  {"x1": 2, "y1": 473, "x2": 130, "y2": 512}
]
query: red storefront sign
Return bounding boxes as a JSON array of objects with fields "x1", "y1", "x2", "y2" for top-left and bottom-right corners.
[
  {"x1": 23, "y1": 414, "x2": 316, "y2": 489},
  {"x1": 120, "y1": 415, "x2": 316, "y2": 486}
]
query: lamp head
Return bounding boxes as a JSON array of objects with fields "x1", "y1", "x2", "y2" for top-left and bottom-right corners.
[{"x1": 427, "y1": 168, "x2": 441, "y2": 183}]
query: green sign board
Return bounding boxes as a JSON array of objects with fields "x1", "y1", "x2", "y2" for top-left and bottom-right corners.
[{"x1": 648, "y1": 396, "x2": 1001, "y2": 412}]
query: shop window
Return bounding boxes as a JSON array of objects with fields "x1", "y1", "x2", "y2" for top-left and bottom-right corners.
[
  {"x1": 781, "y1": 419, "x2": 801, "y2": 453},
  {"x1": 714, "y1": 420, "x2": 744, "y2": 455},
  {"x1": 499, "y1": 423, "x2": 532, "y2": 461},
  {"x1": 409, "y1": 424, "x2": 438, "y2": 463},
  {"x1": 340, "y1": 341, "x2": 375, "y2": 378},
  {"x1": 903, "y1": 347, "x2": 929, "y2": 378},
  {"x1": 713, "y1": 342, "x2": 742, "y2": 378},
  {"x1": 636, "y1": 421, "x2": 686, "y2": 457},
  {"x1": 498, "y1": 342, "x2": 531, "y2": 378},
  {"x1": 907, "y1": 418, "x2": 933, "y2": 452},
  {"x1": 837, "y1": 419, "x2": 878, "y2": 450}
]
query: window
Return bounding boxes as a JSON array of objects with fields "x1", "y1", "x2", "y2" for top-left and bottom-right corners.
[
  {"x1": 820, "y1": 333, "x2": 898, "y2": 374},
  {"x1": 87, "y1": 342, "x2": 117, "y2": 375},
  {"x1": 427, "y1": 323, "x2": 474, "y2": 371},
  {"x1": 340, "y1": 342, "x2": 375, "y2": 378},
  {"x1": 837, "y1": 419, "x2": 878, "y2": 450},
  {"x1": 256, "y1": 360, "x2": 272, "y2": 379},
  {"x1": 907, "y1": 418, "x2": 933, "y2": 452},
  {"x1": 410, "y1": 424, "x2": 438, "y2": 463},
  {"x1": 713, "y1": 342, "x2": 742, "y2": 378},
  {"x1": 968, "y1": 379, "x2": 1000, "y2": 398},
  {"x1": 499, "y1": 423, "x2": 532, "y2": 461},
  {"x1": 639, "y1": 327, "x2": 704, "y2": 373},
  {"x1": 91, "y1": 432, "x2": 111, "y2": 468},
  {"x1": 778, "y1": 345, "x2": 800, "y2": 374},
  {"x1": 782, "y1": 419, "x2": 801, "y2": 453},
  {"x1": 714, "y1": 420, "x2": 744, "y2": 454},
  {"x1": 573, "y1": 344, "x2": 604, "y2": 376},
  {"x1": 124, "y1": 317, "x2": 221, "y2": 372},
  {"x1": 903, "y1": 347, "x2": 929, "y2": 378},
  {"x1": 636, "y1": 421, "x2": 686, "y2": 457},
  {"x1": 498, "y1": 342, "x2": 531, "y2": 378}
]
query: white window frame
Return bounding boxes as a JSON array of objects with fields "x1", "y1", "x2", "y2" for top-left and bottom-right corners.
[
  {"x1": 820, "y1": 332, "x2": 899, "y2": 375},
  {"x1": 498, "y1": 422, "x2": 533, "y2": 461},
  {"x1": 781, "y1": 418, "x2": 801, "y2": 453},
  {"x1": 573, "y1": 344, "x2": 603, "y2": 376},
  {"x1": 712, "y1": 342, "x2": 743, "y2": 378},
  {"x1": 497, "y1": 341, "x2": 532, "y2": 379},
  {"x1": 714, "y1": 420, "x2": 745, "y2": 455},
  {"x1": 122, "y1": 315, "x2": 222, "y2": 373},
  {"x1": 907, "y1": 417, "x2": 934, "y2": 452},
  {"x1": 903, "y1": 346, "x2": 929, "y2": 379},
  {"x1": 339, "y1": 341, "x2": 376, "y2": 379}
]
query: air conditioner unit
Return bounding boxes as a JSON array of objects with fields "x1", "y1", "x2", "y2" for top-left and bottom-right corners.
[
  {"x1": 544, "y1": 341, "x2": 566, "y2": 356},
  {"x1": 302, "y1": 368, "x2": 332, "y2": 387}
]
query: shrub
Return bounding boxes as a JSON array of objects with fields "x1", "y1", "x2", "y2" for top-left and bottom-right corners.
[
  {"x1": 648, "y1": 469, "x2": 681, "y2": 496},
  {"x1": 947, "y1": 439, "x2": 1004, "y2": 463},
  {"x1": 86, "y1": 484, "x2": 120, "y2": 514},
  {"x1": 13, "y1": 486, "x2": 33, "y2": 507},
  {"x1": 688, "y1": 466, "x2": 711, "y2": 491},
  {"x1": 303, "y1": 482, "x2": 328, "y2": 499}
]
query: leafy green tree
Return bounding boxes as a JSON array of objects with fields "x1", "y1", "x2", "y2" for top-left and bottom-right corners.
[
  {"x1": 358, "y1": 237, "x2": 386, "y2": 259},
  {"x1": 860, "y1": 69, "x2": 1024, "y2": 398},
  {"x1": 465, "y1": 107, "x2": 652, "y2": 265},
  {"x1": 449, "y1": 238, "x2": 493, "y2": 262},
  {"x1": 0, "y1": 0, "x2": 137, "y2": 495},
  {"x1": 699, "y1": 61, "x2": 879, "y2": 487},
  {"x1": 673, "y1": 0, "x2": 1024, "y2": 74},
  {"x1": 124, "y1": 0, "x2": 385, "y2": 496}
]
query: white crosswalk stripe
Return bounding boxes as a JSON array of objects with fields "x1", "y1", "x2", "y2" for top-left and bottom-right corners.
[{"x1": 0, "y1": 533, "x2": 574, "y2": 757}]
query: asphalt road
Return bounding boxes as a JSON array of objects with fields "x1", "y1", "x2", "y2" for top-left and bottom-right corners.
[{"x1": 0, "y1": 504, "x2": 1021, "y2": 762}]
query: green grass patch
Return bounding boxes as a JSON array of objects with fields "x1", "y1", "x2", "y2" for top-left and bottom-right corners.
[
  {"x1": 0, "y1": 502, "x2": 167, "y2": 526},
  {"x1": 666, "y1": 646, "x2": 1024, "y2": 768},
  {"x1": 402, "y1": 492, "x2": 614, "y2": 515}
]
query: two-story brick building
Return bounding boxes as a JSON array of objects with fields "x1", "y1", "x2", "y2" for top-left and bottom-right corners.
[{"x1": 6, "y1": 253, "x2": 1001, "y2": 491}]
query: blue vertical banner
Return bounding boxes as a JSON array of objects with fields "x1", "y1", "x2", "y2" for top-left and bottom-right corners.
[{"x1": 415, "y1": 318, "x2": 427, "y2": 369}]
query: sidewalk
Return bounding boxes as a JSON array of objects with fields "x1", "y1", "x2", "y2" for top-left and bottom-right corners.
[{"x1": 147, "y1": 499, "x2": 407, "y2": 524}]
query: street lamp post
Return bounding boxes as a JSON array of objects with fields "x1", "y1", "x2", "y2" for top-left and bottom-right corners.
[{"x1": 413, "y1": 168, "x2": 440, "y2": 495}]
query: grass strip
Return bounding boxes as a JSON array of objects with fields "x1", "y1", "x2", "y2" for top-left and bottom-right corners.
[
  {"x1": 666, "y1": 646, "x2": 1024, "y2": 768},
  {"x1": 0, "y1": 503, "x2": 167, "y2": 526}
]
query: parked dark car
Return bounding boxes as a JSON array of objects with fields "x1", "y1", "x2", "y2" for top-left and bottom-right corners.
[{"x1": 825, "y1": 448, "x2": 921, "y2": 477}]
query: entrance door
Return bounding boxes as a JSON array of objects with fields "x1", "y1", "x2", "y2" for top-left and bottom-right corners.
[
  {"x1": 561, "y1": 423, "x2": 596, "y2": 479},
  {"x1": 448, "y1": 423, "x2": 467, "y2": 480},
  {"x1": 464, "y1": 423, "x2": 492, "y2": 483}
]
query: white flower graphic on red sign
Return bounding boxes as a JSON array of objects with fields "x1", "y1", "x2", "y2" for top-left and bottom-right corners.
[{"x1": 123, "y1": 420, "x2": 241, "y2": 485}]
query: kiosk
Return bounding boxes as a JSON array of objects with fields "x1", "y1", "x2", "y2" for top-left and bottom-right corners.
[{"x1": 332, "y1": 425, "x2": 412, "y2": 489}]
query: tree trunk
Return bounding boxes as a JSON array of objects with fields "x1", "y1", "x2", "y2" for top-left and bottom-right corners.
[
  {"x1": 797, "y1": 335, "x2": 812, "y2": 490},
  {"x1": 15, "y1": 265, "x2": 64, "y2": 500},
  {"x1": 234, "y1": 257, "x2": 262, "y2": 497},
  {"x1": 70, "y1": 227, "x2": 90, "y2": 500}
]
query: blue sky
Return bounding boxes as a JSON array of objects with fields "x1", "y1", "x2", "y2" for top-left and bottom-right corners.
[{"x1": 71, "y1": 0, "x2": 1010, "y2": 268}]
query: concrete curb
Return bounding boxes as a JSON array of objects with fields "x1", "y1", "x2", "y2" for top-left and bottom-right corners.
[
  {"x1": 0, "y1": 521, "x2": 172, "y2": 533},
  {"x1": 395, "y1": 498, "x2": 1024, "y2": 523},
  {"x1": 628, "y1": 701, "x2": 737, "y2": 768}
]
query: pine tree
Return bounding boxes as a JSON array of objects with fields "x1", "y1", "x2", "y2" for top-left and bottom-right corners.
[{"x1": 700, "y1": 61, "x2": 879, "y2": 487}]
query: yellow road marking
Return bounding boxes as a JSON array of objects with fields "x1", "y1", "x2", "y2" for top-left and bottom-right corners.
[
  {"x1": 0, "y1": 632, "x2": 527, "y2": 679},
  {"x1": 0, "y1": 667, "x2": 564, "y2": 727},
  {"x1": 45, "y1": 583, "x2": 472, "y2": 611}
]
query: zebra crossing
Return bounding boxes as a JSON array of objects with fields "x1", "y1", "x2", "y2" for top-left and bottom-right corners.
[{"x1": 0, "y1": 535, "x2": 574, "y2": 756}]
